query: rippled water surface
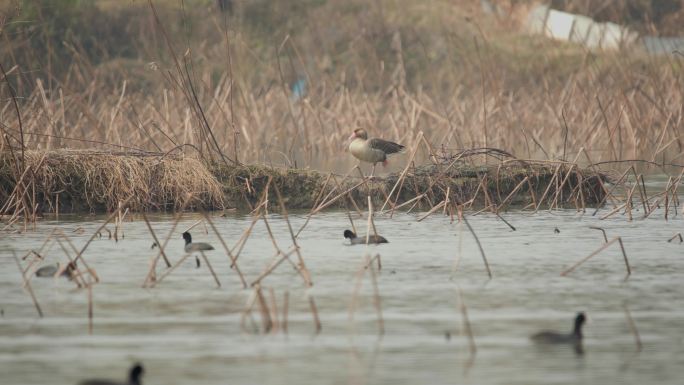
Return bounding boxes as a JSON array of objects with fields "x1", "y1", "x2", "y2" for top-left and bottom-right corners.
[{"x1": 1, "y1": 207, "x2": 683, "y2": 385}]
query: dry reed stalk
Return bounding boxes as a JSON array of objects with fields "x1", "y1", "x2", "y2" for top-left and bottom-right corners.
[
  {"x1": 623, "y1": 302, "x2": 642, "y2": 352},
  {"x1": 348, "y1": 255, "x2": 368, "y2": 329},
  {"x1": 229, "y1": 210, "x2": 262, "y2": 261},
  {"x1": 624, "y1": 183, "x2": 636, "y2": 221},
  {"x1": 560, "y1": 236, "x2": 631, "y2": 277},
  {"x1": 417, "y1": 200, "x2": 446, "y2": 222},
  {"x1": 347, "y1": 254, "x2": 381, "y2": 331},
  {"x1": 592, "y1": 167, "x2": 633, "y2": 216},
  {"x1": 308, "y1": 293, "x2": 322, "y2": 334},
  {"x1": 13, "y1": 251, "x2": 43, "y2": 317},
  {"x1": 282, "y1": 290, "x2": 289, "y2": 334},
  {"x1": 457, "y1": 286, "x2": 477, "y2": 356},
  {"x1": 452, "y1": 218, "x2": 464, "y2": 274},
  {"x1": 250, "y1": 248, "x2": 298, "y2": 287},
  {"x1": 667, "y1": 233, "x2": 683, "y2": 243},
  {"x1": 535, "y1": 163, "x2": 562, "y2": 212},
  {"x1": 347, "y1": 211, "x2": 358, "y2": 234},
  {"x1": 87, "y1": 282, "x2": 93, "y2": 335},
  {"x1": 201, "y1": 212, "x2": 247, "y2": 288},
  {"x1": 142, "y1": 211, "x2": 183, "y2": 287},
  {"x1": 292, "y1": 173, "x2": 332, "y2": 238},
  {"x1": 268, "y1": 287, "x2": 280, "y2": 334},
  {"x1": 367, "y1": 253, "x2": 384, "y2": 335},
  {"x1": 494, "y1": 210, "x2": 516, "y2": 231},
  {"x1": 462, "y1": 216, "x2": 492, "y2": 278},
  {"x1": 73, "y1": 195, "x2": 134, "y2": 280},
  {"x1": 273, "y1": 183, "x2": 314, "y2": 287},
  {"x1": 254, "y1": 285, "x2": 273, "y2": 333},
  {"x1": 141, "y1": 213, "x2": 171, "y2": 268},
  {"x1": 643, "y1": 197, "x2": 663, "y2": 219},
  {"x1": 549, "y1": 152, "x2": 583, "y2": 209},
  {"x1": 378, "y1": 193, "x2": 425, "y2": 214},
  {"x1": 480, "y1": 175, "x2": 494, "y2": 212},
  {"x1": 148, "y1": 253, "x2": 191, "y2": 287},
  {"x1": 589, "y1": 226, "x2": 609, "y2": 243},
  {"x1": 307, "y1": 180, "x2": 366, "y2": 216},
  {"x1": 53, "y1": 238, "x2": 88, "y2": 288},
  {"x1": 199, "y1": 251, "x2": 221, "y2": 288},
  {"x1": 669, "y1": 169, "x2": 684, "y2": 216},
  {"x1": 21, "y1": 251, "x2": 44, "y2": 279},
  {"x1": 664, "y1": 176, "x2": 673, "y2": 220},
  {"x1": 380, "y1": 131, "x2": 423, "y2": 213},
  {"x1": 183, "y1": 219, "x2": 206, "y2": 234},
  {"x1": 240, "y1": 289, "x2": 258, "y2": 334},
  {"x1": 635, "y1": 173, "x2": 648, "y2": 215},
  {"x1": 333, "y1": 174, "x2": 364, "y2": 218},
  {"x1": 599, "y1": 202, "x2": 628, "y2": 220},
  {"x1": 497, "y1": 176, "x2": 529, "y2": 211},
  {"x1": 525, "y1": 178, "x2": 538, "y2": 210}
]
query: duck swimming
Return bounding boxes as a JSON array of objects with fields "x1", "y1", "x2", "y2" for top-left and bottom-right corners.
[
  {"x1": 182, "y1": 231, "x2": 215, "y2": 268},
  {"x1": 79, "y1": 363, "x2": 144, "y2": 385},
  {"x1": 531, "y1": 312, "x2": 586, "y2": 344},
  {"x1": 344, "y1": 229, "x2": 388, "y2": 245}
]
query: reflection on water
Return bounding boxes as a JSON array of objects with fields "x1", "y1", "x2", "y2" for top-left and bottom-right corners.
[{"x1": 1, "y1": 209, "x2": 684, "y2": 385}]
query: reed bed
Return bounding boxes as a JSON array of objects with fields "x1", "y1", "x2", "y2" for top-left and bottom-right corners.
[
  {"x1": 0, "y1": 150, "x2": 224, "y2": 214},
  {"x1": 0, "y1": 1, "x2": 682, "y2": 173}
]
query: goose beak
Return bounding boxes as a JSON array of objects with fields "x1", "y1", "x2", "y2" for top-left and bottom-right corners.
[{"x1": 348, "y1": 132, "x2": 357, "y2": 140}]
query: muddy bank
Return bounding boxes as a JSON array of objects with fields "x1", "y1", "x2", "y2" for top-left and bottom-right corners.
[{"x1": 0, "y1": 151, "x2": 606, "y2": 213}]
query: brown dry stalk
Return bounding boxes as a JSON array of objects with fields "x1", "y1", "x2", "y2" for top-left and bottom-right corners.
[
  {"x1": 13, "y1": 251, "x2": 43, "y2": 317},
  {"x1": 462, "y1": 216, "x2": 492, "y2": 279},
  {"x1": 560, "y1": 236, "x2": 631, "y2": 277},
  {"x1": 667, "y1": 233, "x2": 683, "y2": 243},
  {"x1": 282, "y1": 290, "x2": 289, "y2": 334},
  {"x1": 623, "y1": 302, "x2": 642, "y2": 352},
  {"x1": 589, "y1": 226, "x2": 609, "y2": 243},
  {"x1": 141, "y1": 213, "x2": 172, "y2": 268},
  {"x1": 367, "y1": 254, "x2": 384, "y2": 335},
  {"x1": 457, "y1": 286, "x2": 477, "y2": 356},
  {"x1": 199, "y1": 251, "x2": 221, "y2": 288},
  {"x1": 202, "y1": 212, "x2": 247, "y2": 288}
]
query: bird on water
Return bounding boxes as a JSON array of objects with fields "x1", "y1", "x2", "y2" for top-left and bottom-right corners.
[
  {"x1": 531, "y1": 312, "x2": 587, "y2": 345},
  {"x1": 344, "y1": 229, "x2": 388, "y2": 245},
  {"x1": 35, "y1": 261, "x2": 77, "y2": 279},
  {"x1": 348, "y1": 128, "x2": 405, "y2": 177},
  {"x1": 78, "y1": 363, "x2": 144, "y2": 385},
  {"x1": 182, "y1": 231, "x2": 215, "y2": 268}
]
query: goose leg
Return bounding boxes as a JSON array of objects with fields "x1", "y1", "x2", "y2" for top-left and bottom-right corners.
[{"x1": 370, "y1": 163, "x2": 377, "y2": 178}]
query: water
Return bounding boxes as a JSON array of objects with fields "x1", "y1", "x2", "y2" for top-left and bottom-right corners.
[{"x1": 1, "y1": 207, "x2": 683, "y2": 385}]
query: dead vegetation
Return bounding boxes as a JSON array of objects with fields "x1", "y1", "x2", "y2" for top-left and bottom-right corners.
[
  {"x1": 0, "y1": 150, "x2": 224, "y2": 213},
  {"x1": 0, "y1": 148, "x2": 609, "y2": 217}
]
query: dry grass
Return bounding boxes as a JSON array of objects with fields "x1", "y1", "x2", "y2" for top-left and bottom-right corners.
[
  {"x1": 0, "y1": 150, "x2": 224, "y2": 212},
  {"x1": 0, "y1": 0, "x2": 681, "y2": 174}
]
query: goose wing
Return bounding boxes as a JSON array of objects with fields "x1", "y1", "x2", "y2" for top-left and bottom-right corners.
[{"x1": 368, "y1": 138, "x2": 405, "y2": 155}]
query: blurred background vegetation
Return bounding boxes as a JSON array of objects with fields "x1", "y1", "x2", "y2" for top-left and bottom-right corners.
[
  {"x1": 2, "y1": 0, "x2": 680, "y2": 94},
  {"x1": 0, "y1": 0, "x2": 682, "y2": 169}
]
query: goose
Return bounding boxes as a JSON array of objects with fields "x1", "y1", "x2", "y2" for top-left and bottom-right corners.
[
  {"x1": 79, "y1": 363, "x2": 144, "y2": 385},
  {"x1": 531, "y1": 312, "x2": 586, "y2": 344},
  {"x1": 348, "y1": 128, "x2": 405, "y2": 177},
  {"x1": 182, "y1": 232, "x2": 214, "y2": 268},
  {"x1": 344, "y1": 229, "x2": 388, "y2": 245}
]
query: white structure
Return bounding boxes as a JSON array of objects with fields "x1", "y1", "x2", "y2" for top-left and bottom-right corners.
[{"x1": 525, "y1": 5, "x2": 638, "y2": 50}]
